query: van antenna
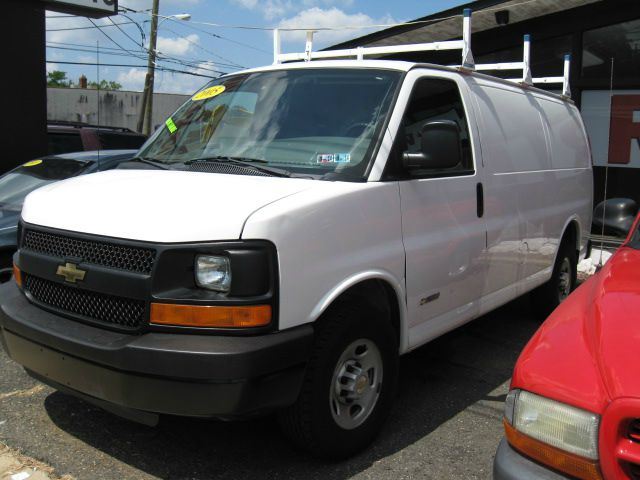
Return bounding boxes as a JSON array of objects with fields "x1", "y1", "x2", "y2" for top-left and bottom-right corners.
[
  {"x1": 597, "y1": 57, "x2": 614, "y2": 271},
  {"x1": 97, "y1": 40, "x2": 101, "y2": 167}
]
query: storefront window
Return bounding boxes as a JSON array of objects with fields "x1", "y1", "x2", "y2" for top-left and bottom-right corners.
[{"x1": 582, "y1": 19, "x2": 640, "y2": 82}]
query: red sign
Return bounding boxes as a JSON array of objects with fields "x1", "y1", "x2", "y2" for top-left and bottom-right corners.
[{"x1": 608, "y1": 95, "x2": 640, "y2": 164}]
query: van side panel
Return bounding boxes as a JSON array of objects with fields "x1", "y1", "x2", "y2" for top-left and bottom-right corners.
[
  {"x1": 467, "y1": 79, "x2": 549, "y2": 296},
  {"x1": 539, "y1": 98, "x2": 593, "y2": 259},
  {"x1": 468, "y1": 77, "x2": 592, "y2": 297}
]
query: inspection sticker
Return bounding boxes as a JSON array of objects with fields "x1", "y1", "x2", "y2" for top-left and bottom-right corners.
[
  {"x1": 23, "y1": 159, "x2": 43, "y2": 167},
  {"x1": 317, "y1": 153, "x2": 351, "y2": 164},
  {"x1": 192, "y1": 85, "x2": 226, "y2": 101},
  {"x1": 165, "y1": 117, "x2": 178, "y2": 134}
]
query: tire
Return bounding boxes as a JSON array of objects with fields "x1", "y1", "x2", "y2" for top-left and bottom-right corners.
[
  {"x1": 278, "y1": 299, "x2": 398, "y2": 459},
  {"x1": 533, "y1": 240, "x2": 577, "y2": 318}
]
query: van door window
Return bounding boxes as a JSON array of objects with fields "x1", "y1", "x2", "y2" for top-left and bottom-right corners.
[{"x1": 385, "y1": 77, "x2": 474, "y2": 179}]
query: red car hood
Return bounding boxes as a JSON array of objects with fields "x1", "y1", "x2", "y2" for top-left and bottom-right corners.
[{"x1": 513, "y1": 246, "x2": 640, "y2": 413}]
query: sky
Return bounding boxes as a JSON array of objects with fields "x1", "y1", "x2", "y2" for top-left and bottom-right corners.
[{"x1": 46, "y1": 0, "x2": 470, "y2": 95}]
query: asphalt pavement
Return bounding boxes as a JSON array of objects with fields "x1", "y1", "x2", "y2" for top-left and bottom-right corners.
[{"x1": 0, "y1": 294, "x2": 542, "y2": 480}]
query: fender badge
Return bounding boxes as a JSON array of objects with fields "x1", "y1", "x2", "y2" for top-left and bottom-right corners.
[
  {"x1": 56, "y1": 263, "x2": 86, "y2": 283},
  {"x1": 420, "y1": 292, "x2": 440, "y2": 306}
]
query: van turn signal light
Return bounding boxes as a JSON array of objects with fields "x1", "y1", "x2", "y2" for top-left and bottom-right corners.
[
  {"x1": 150, "y1": 303, "x2": 271, "y2": 328},
  {"x1": 13, "y1": 263, "x2": 21, "y2": 288}
]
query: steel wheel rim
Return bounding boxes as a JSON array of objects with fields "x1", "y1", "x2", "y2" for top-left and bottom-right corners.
[
  {"x1": 558, "y1": 257, "x2": 572, "y2": 302},
  {"x1": 329, "y1": 338, "x2": 383, "y2": 430}
]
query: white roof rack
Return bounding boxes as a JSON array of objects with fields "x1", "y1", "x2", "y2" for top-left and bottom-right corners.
[{"x1": 272, "y1": 9, "x2": 571, "y2": 98}]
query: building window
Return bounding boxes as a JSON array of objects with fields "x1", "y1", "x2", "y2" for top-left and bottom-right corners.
[{"x1": 582, "y1": 18, "x2": 640, "y2": 82}]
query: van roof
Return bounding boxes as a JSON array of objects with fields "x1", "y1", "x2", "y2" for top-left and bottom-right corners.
[{"x1": 230, "y1": 59, "x2": 574, "y2": 104}]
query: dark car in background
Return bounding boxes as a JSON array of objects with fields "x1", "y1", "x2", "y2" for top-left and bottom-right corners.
[
  {"x1": 47, "y1": 121, "x2": 147, "y2": 155},
  {"x1": 0, "y1": 150, "x2": 137, "y2": 281}
]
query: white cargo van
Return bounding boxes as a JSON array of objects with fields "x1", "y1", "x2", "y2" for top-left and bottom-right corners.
[{"x1": 0, "y1": 14, "x2": 592, "y2": 459}]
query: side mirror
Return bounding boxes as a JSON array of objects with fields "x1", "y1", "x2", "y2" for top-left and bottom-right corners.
[
  {"x1": 403, "y1": 120, "x2": 461, "y2": 170},
  {"x1": 593, "y1": 198, "x2": 638, "y2": 238}
]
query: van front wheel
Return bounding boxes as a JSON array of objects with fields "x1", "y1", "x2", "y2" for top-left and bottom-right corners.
[
  {"x1": 278, "y1": 301, "x2": 398, "y2": 459},
  {"x1": 533, "y1": 241, "x2": 577, "y2": 318}
]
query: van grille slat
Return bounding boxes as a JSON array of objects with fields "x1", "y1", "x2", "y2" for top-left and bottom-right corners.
[
  {"x1": 22, "y1": 229, "x2": 155, "y2": 274},
  {"x1": 23, "y1": 273, "x2": 145, "y2": 330}
]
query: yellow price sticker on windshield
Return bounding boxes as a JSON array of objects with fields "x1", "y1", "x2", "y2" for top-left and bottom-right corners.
[
  {"x1": 23, "y1": 159, "x2": 43, "y2": 167},
  {"x1": 192, "y1": 85, "x2": 226, "y2": 101}
]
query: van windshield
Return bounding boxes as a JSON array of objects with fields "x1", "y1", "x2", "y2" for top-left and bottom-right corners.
[{"x1": 138, "y1": 68, "x2": 401, "y2": 181}]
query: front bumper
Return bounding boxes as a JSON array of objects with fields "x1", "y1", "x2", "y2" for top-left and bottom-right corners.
[
  {"x1": 493, "y1": 438, "x2": 572, "y2": 480},
  {"x1": 0, "y1": 282, "x2": 313, "y2": 421}
]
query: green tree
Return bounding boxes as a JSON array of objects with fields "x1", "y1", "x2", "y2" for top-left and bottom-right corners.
[
  {"x1": 88, "y1": 79, "x2": 122, "y2": 91},
  {"x1": 47, "y1": 70, "x2": 73, "y2": 88}
]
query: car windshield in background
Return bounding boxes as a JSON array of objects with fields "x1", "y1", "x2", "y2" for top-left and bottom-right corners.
[
  {"x1": 138, "y1": 68, "x2": 402, "y2": 181},
  {"x1": 0, "y1": 158, "x2": 89, "y2": 209}
]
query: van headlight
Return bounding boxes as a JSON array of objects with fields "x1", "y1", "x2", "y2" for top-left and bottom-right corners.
[
  {"x1": 195, "y1": 255, "x2": 231, "y2": 293},
  {"x1": 504, "y1": 389, "x2": 601, "y2": 480}
]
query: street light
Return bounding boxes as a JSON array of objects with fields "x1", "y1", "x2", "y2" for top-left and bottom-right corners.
[
  {"x1": 161, "y1": 13, "x2": 191, "y2": 24},
  {"x1": 137, "y1": 5, "x2": 191, "y2": 135}
]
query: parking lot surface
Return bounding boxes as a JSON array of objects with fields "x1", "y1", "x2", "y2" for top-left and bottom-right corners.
[{"x1": 0, "y1": 295, "x2": 541, "y2": 480}]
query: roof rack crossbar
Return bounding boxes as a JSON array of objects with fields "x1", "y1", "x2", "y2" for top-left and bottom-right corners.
[
  {"x1": 475, "y1": 36, "x2": 571, "y2": 97},
  {"x1": 275, "y1": 39, "x2": 466, "y2": 63},
  {"x1": 475, "y1": 62, "x2": 525, "y2": 71},
  {"x1": 273, "y1": 9, "x2": 572, "y2": 97}
]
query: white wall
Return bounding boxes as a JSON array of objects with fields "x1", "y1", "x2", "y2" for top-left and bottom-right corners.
[{"x1": 47, "y1": 87, "x2": 189, "y2": 132}]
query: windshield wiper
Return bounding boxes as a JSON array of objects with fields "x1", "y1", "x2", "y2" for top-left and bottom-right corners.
[
  {"x1": 185, "y1": 156, "x2": 291, "y2": 178},
  {"x1": 127, "y1": 156, "x2": 172, "y2": 170}
]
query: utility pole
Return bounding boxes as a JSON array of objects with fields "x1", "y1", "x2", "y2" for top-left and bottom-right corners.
[{"x1": 137, "y1": 0, "x2": 159, "y2": 135}]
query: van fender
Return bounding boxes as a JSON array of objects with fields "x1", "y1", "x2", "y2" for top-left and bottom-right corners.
[
  {"x1": 308, "y1": 270, "x2": 409, "y2": 354},
  {"x1": 551, "y1": 215, "x2": 583, "y2": 268}
]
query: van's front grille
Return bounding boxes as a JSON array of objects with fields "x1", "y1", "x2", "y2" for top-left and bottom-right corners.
[
  {"x1": 22, "y1": 229, "x2": 156, "y2": 274},
  {"x1": 23, "y1": 273, "x2": 146, "y2": 330}
]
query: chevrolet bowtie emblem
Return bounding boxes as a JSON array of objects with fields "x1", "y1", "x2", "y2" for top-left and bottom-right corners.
[{"x1": 56, "y1": 262, "x2": 86, "y2": 283}]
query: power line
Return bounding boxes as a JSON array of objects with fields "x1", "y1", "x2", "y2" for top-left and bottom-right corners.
[
  {"x1": 87, "y1": 18, "x2": 148, "y2": 62},
  {"x1": 108, "y1": 16, "x2": 144, "y2": 48},
  {"x1": 46, "y1": 13, "x2": 246, "y2": 77},
  {"x1": 160, "y1": 25, "x2": 245, "y2": 68},
  {"x1": 46, "y1": 20, "x2": 139, "y2": 32},
  {"x1": 158, "y1": 15, "x2": 271, "y2": 55},
  {"x1": 46, "y1": 60, "x2": 221, "y2": 78},
  {"x1": 85, "y1": 17, "x2": 234, "y2": 74},
  {"x1": 46, "y1": 44, "x2": 241, "y2": 71}
]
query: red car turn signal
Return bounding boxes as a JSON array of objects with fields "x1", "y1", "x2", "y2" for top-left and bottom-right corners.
[{"x1": 504, "y1": 419, "x2": 602, "y2": 480}]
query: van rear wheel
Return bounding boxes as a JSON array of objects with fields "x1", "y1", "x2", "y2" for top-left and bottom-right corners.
[
  {"x1": 533, "y1": 241, "x2": 577, "y2": 318},
  {"x1": 278, "y1": 300, "x2": 398, "y2": 459}
]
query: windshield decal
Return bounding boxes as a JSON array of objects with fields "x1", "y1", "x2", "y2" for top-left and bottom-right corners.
[
  {"x1": 192, "y1": 85, "x2": 226, "y2": 101},
  {"x1": 317, "y1": 153, "x2": 351, "y2": 164},
  {"x1": 23, "y1": 159, "x2": 43, "y2": 167},
  {"x1": 165, "y1": 117, "x2": 178, "y2": 134}
]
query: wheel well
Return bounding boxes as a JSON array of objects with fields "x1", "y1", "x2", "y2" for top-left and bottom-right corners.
[
  {"x1": 0, "y1": 248, "x2": 16, "y2": 284},
  {"x1": 324, "y1": 279, "x2": 401, "y2": 349},
  {"x1": 562, "y1": 220, "x2": 579, "y2": 256}
]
